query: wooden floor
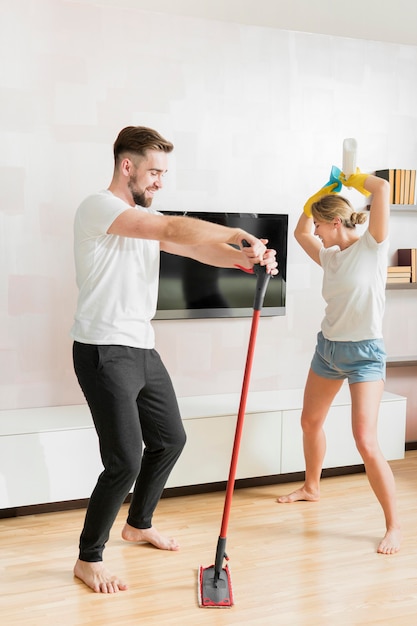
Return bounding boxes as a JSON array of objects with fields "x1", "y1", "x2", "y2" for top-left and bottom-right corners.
[{"x1": 1, "y1": 452, "x2": 417, "y2": 625}]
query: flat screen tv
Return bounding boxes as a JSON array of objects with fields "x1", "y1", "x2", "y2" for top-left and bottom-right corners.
[{"x1": 155, "y1": 212, "x2": 288, "y2": 319}]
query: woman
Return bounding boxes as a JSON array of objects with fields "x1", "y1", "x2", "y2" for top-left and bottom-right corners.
[{"x1": 277, "y1": 169, "x2": 401, "y2": 555}]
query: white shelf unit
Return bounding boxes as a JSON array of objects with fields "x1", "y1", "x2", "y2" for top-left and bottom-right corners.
[{"x1": 0, "y1": 387, "x2": 406, "y2": 511}]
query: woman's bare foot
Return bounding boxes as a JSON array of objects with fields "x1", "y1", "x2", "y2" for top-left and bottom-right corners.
[
  {"x1": 73, "y1": 559, "x2": 128, "y2": 593},
  {"x1": 277, "y1": 486, "x2": 320, "y2": 503},
  {"x1": 121, "y1": 523, "x2": 180, "y2": 551},
  {"x1": 377, "y1": 528, "x2": 402, "y2": 555}
]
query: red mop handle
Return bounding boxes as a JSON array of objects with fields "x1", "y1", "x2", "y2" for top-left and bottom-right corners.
[
  {"x1": 218, "y1": 241, "x2": 271, "y2": 538},
  {"x1": 219, "y1": 308, "x2": 260, "y2": 537}
]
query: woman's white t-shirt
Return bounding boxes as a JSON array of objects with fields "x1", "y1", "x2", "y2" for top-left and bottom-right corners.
[
  {"x1": 319, "y1": 229, "x2": 389, "y2": 342},
  {"x1": 70, "y1": 190, "x2": 160, "y2": 349}
]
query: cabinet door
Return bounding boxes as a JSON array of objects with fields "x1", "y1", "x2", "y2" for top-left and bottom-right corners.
[
  {"x1": 0, "y1": 429, "x2": 103, "y2": 508},
  {"x1": 166, "y1": 411, "x2": 282, "y2": 488}
]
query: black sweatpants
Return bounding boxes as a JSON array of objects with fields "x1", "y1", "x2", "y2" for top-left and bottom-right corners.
[{"x1": 73, "y1": 342, "x2": 186, "y2": 562}]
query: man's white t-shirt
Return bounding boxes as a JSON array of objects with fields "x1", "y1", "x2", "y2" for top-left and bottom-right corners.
[
  {"x1": 319, "y1": 229, "x2": 389, "y2": 342},
  {"x1": 70, "y1": 190, "x2": 160, "y2": 349}
]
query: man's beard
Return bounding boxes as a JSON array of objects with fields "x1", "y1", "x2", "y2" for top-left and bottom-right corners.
[
  {"x1": 132, "y1": 190, "x2": 151, "y2": 207},
  {"x1": 128, "y1": 174, "x2": 152, "y2": 208}
]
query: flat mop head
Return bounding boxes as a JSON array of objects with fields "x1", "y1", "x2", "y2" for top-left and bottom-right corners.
[{"x1": 198, "y1": 564, "x2": 234, "y2": 608}]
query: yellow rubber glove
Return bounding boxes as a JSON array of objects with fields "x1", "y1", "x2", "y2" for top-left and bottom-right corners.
[
  {"x1": 340, "y1": 168, "x2": 371, "y2": 197},
  {"x1": 303, "y1": 182, "x2": 338, "y2": 218}
]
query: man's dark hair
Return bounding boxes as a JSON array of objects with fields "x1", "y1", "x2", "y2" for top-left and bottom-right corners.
[{"x1": 113, "y1": 126, "x2": 174, "y2": 164}]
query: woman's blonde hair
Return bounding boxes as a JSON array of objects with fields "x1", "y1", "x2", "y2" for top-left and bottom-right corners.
[{"x1": 311, "y1": 194, "x2": 368, "y2": 229}]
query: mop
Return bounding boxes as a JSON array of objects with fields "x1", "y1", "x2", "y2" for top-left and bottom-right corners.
[{"x1": 198, "y1": 245, "x2": 271, "y2": 608}]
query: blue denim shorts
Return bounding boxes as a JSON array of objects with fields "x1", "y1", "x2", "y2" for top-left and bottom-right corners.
[{"x1": 311, "y1": 331, "x2": 386, "y2": 384}]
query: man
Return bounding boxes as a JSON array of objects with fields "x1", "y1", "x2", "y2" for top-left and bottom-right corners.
[{"x1": 71, "y1": 126, "x2": 278, "y2": 593}]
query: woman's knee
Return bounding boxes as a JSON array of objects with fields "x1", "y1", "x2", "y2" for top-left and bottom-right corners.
[
  {"x1": 300, "y1": 413, "x2": 325, "y2": 436},
  {"x1": 354, "y1": 430, "x2": 379, "y2": 459}
]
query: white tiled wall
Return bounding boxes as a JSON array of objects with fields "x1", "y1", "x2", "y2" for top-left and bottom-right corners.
[{"x1": 1, "y1": 2, "x2": 416, "y2": 424}]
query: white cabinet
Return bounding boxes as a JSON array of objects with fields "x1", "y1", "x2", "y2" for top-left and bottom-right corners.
[
  {"x1": 0, "y1": 387, "x2": 406, "y2": 510},
  {"x1": 173, "y1": 388, "x2": 406, "y2": 483},
  {"x1": 166, "y1": 410, "x2": 282, "y2": 488}
]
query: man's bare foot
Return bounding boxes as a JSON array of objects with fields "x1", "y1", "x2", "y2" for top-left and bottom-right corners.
[
  {"x1": 377, "y1": 528, "x2": 402, "y2": 555},
  {"x1": 277, "y1": 486, "x2": 320, "y2": 503},
  {"x1": 121, "y1": 523, "x2": 180, "y2": 551},
  {"x1": 73, "y1": 559, "x2": 128, "y2": 593}
]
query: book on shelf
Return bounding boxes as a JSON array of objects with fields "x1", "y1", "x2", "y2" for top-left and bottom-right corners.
[
  {"x1": 387, "y1": 272, "x2": 411, "y2": 279},
  {"x1": 386, "y1": 276, "x2": 411, "y2": 284},
  {"x1": 401, "y1": 169, "x2": 406, "y2": 203},
  {"x1": 395, "y1": 169, "x2": 402, "y2": 204},
  {"x1": 375, "y1": 169, "x2": 416, "y2": 205},
  {"x1": 397, "y1": 248, "x2": 417, "y2": 283},
  {"x1": 410, "y1": 170, "x2": 416, "y2": 204},
  {"x1": 388, "y1": 265, "x2": 411, "y2": 273},
  {"x1": 404, "y1": 169, "x2": 410, "y2": 204}
]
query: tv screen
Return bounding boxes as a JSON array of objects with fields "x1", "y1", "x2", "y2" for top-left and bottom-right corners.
[{"x1": 155, "y1": 212, "x2": 288, "y2": 319}]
